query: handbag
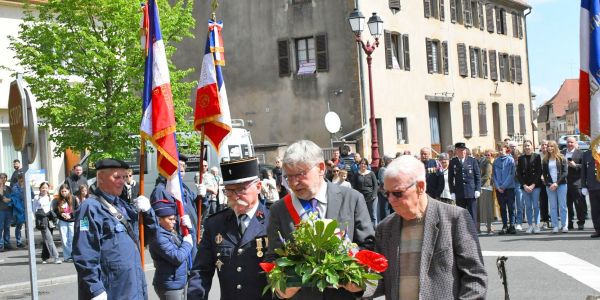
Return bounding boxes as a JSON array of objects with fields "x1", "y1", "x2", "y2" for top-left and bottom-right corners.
[{"x1": 35, "y1": 209, "x2": 47, "y2": 230}]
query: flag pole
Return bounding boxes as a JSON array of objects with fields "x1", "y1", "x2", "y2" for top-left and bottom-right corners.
[
  {"x1": 197, "y1": 124, "x2": 206, "y2": 242},
  {"x1": 138, "y1": 139, "x2": 147, "y2": 269}
]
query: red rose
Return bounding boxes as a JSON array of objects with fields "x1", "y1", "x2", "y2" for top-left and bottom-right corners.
[
  {"x1": 259, "y1": 262, "x2": 276, "y2": 273},
  {"x1": 355, "y1": 250, "x2": 389, "y2": 273}
]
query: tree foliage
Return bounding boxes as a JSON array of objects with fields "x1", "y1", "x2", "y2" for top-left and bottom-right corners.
[{"x1": 9, "y1": 0, "x2": 196, "y2": 160}]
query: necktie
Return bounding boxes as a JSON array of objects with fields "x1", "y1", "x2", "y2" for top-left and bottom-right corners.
[
  {"x1": 299, "y1": 198, "x2": 319, "y2": 217},
  {"x1": 238, "y1": 214, "x2": 248, "y2": 235}
]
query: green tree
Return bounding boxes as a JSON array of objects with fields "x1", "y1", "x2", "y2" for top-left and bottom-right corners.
[{"x1": 9, "y1": 0, "x2": 196, "y2": 160}]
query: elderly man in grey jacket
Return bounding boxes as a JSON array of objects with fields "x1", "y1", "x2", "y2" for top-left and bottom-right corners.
[{"x1": 364, "y1": 155, "x2": 487, "y2": 299}]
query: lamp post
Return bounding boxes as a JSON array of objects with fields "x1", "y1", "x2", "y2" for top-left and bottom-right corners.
[{"x1": 348, "y1": 9, "x2": 383, "y2": 170}]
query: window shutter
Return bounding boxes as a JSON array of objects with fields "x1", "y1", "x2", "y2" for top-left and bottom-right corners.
[
  {"x1": 403, "y1": 35, "x2": 411, "y2": 70},
  {"x1": 458, "y1": 43, "x2": 468, "y2": 77},
  {"x1": 489, "y1": 50, "x2": 497, "y2": 81},
  {"x1": 506, "y1": 103, "x2": 515, "y2": 136},
  {"x1": 278, "y1": 39, "x2": 290, "y2": 76},
  {"x1": 478, "y1": 1, "x2": 485, "y2": 30},
  {"x1": 384, "y1": 30, "x2": 393, "y2": 69},
  {"x1": 495, "y1": 7, "x2": 502, "y2": 34},
  {"x1": 389, "y1": 0, "x2": 401, "y2": 11},
  {"x1": 515, "y1": 55, "x2": 522, "y2": 84},
  {"x1": 463, "y1": 101, "x2": 473, "y2": 138},
  {"x1": 482, "y1": 48, "x2": 488, "y2": 79},
  {"x1": 426, "y1": 38, "x2": 433, "y2": 73},
  {"x1": 517, "y1": 14, "x2": 523, "y2": 39},
  {"x1": 442, "y1": 41, "x2": 449, "y2": 75},
  {"x1": 478, "y1": 102, "x2": 487, "y2": 135},
  {"x1": 450, "y1": 0, "x2": 457, "y2": 23},
  {"x1": 486, "y1": 3, "x2": 494, "y2": 32},
  {"x1": 456, "y1": 0, "x2": 464, "y2": 24},
  {"x1": 397, "y1": 34, "x2": 404, "y2": 70},
  {"x1": 499, "y1": 53, "x2": 505, "y2": 82},
  {"x1": 519, "y1": 103, "x2": 526, "y2": 134},
  {"x1": 464, "y1": 0, "x2": 472, "y2": 26},
  {"x1": 469, "y1": 46, "x2": 476, "y2": 78},
  {"x1": 424, "y1": 0, "x2": 431, "y2": 18},
  {"x1": 440, "y1": 0, "x2": 445, "y2": 21},
  {"x1": 512, "y1": 12, "x2": 519, "y2": 38},
  {"x1": 316, "y1": 34, "x2": 328, "y2": 72},
  {"x1": 502, "y1": 9, "x2": 508, "y2": 34}
]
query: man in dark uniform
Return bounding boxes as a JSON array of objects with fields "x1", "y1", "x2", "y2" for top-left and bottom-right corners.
[
  {"x1": 562, "y1": 137, "x2": 587, "y2": 230},
  {"x1": 188, "y1": 157, "x2": 272, "y2": 300},
  {"x1": 420, "y1": 147, "x2": 444, "y2": 199},
  {"x1": 72, "y1": 158, "x2": 156, "y2": 300},
  {"x1": 448, "y1": 142, "x2": 481, "y2": 224},
  {"x1": 581, "y1": 150, "x2": 600, "y2": 238}
]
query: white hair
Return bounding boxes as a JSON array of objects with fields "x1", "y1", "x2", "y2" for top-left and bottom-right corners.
[
  {"x1": 384, "y1": 155, "x2": 426, "y2": 183},
  {"x1": 283, "y1": 140, "x2": 324, "y2": 167}
]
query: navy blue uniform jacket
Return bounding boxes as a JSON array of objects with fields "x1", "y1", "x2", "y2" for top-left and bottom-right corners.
[
  {"x1": 72, "y1": 192, "x2": 156, "y2": 300},
  {"x1": 149, "y1": 225, "x2": 194, "y2": 291},
  {"x1": 448, "y1": 156, "x2": 481, "y2": 199},
  {"x1": 187, "y1": 203, "x2": 272, "y2": 300},
  {"x1": 423, "y1": 159, "x2": 445, "y2": 199}
]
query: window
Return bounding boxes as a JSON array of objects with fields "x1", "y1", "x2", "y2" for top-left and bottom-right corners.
[
  {"x1": 396, "y1": 118, "x2": 408, "y2": 143},
  {"x1": 489, "y1": 50, "x2": 498, "y2": 81},
  {"x1": 385, "y1": 32, "x2": 410, "y2": 71},
  {"x1": 512, "y1": 11, "x2": 524, "y2": 39},
  {"x1": 486, "y1": 3, "x2": 494, "y2": 32},
  {"x1": 495, "y1": 7, "x2": 507, "y2": 35},
  {"x1": 424, "y1": 0, "x2": 444, "y2": 20},
  {"x1": 469, "y1": 47, "x2": 483, "y2": 78},
  {"x1": 463, "y1": 0, "x2": 472, "y2": 26},
  {"x1": 457, "y1": 43, "x2": 468, "y2": 77},
  {"x1": 442, "y1": 41, "x2": 449, "y2": 75},
  {"x1": 278, "y1": 39, "x2": 290, "y2": 76},
  {"x1": 426, "y1": 38, "x2": 444, "y2": 74},
  {"x1": 499, "y1": 53, "x2": 510, "y2": 82},
  {"x1": 462, "y1": 101, "x2": 473, "y2": 138},
  {"x1": 478, "y1": 102, "x2": 487, "y2": 136},
  {"x1": 295, "y1": 37, "x2": 315, "y2": 75},
  {"x1": 292, "y1": 0, "x2": 311, "y2": 4},
  {"x1": 519, "y1": 103, "x2": 527, "y2": 134},
  {"x1": 506, "y1": 103, "x2": 515, "y2": 136},
  {"x1": 450, "y1": 0, "x2": 464, "y2": 24}
]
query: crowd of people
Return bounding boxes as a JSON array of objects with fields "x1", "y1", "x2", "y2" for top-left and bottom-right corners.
[{"x1": 2, "y1": 135, "x2": 599, "y2": 299}]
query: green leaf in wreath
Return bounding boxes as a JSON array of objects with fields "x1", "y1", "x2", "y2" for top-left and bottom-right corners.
[
  {"x1": 276, "y1": 257, "x2": 296, "y2": 267},
  {"x1": 323, "y1": 219, "x2": 338, "y2": 240},
  {"x1": 363, "y1": 273, "x2": 383, "y2": 280}
]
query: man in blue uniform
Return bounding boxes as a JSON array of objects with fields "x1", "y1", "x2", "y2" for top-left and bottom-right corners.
[
  {"x1": 188, "y1": 157, "x2": 272, "y2": 300},
  {"x1": 420, "y1": 147, "x2": 444, "y2": 199},
  {"x1": 449, "y1": 142, "x2": 481, "y2": 224},
  {"x1": 72, "y1": 158, "x2": 155, "y2": 300},
  {"x1": 581, "y1": 150, "x2": 600, "y2": 238}
]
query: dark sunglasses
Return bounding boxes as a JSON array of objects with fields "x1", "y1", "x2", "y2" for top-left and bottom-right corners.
[{"x1": 384, "y1": 182, "x2": 416, "y2": 198}]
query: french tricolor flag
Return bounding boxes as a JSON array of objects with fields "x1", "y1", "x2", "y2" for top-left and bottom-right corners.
[
  {"x1": 140, "y1": 0, "x2": 188, "y2": 234},
  {"x1": 580, "y1": 0, "x2": 600, "y2": 139}
]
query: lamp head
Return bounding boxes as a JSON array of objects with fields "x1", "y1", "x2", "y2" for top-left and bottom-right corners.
[
  {"x1": 367, "y1": 12, "x2": 383, "y2": 38},
  {"x1": 348, "y1": 8, "x2": 365, "y2": 36}
]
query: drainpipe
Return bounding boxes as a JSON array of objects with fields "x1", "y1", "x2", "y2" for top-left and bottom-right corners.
[{"x1": 524, "y1": 6, "x2": 535, "y2": 148}]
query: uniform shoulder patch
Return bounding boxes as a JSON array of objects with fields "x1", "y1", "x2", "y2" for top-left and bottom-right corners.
[{"x1": 79, "y1": 216, "x2": 90, "y2": 231}]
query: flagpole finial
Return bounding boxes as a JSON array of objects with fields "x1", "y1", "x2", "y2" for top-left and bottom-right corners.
[{"x1": 211, "y1": 0, "x2": 219, "y2": 20}]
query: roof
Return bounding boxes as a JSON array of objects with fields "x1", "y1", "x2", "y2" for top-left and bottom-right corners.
[{"x1": 543, "y1": 79, "x2": 579, "y2": 118}]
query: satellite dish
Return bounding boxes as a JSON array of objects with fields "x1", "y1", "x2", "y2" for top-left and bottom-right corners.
[{"x1": 324, "y1": 111, "x2": 341, "y2": 134}]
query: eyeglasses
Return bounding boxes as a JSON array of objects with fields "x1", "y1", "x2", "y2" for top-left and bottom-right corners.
[
  {"x1": 384, "y1": 182, "x2": 416, "y2": 199},
  {"x1": 283, "y1": 166, "x2": 317, "y2": 181},
  {"x1": 223, "y1": 179, "x2": 259, "y2": 197},
  {"x1": 128, "y1": 175, "x2": 133, "y2": 177},
  {"x1": 333, "y1": 170, "x2": 340, "y2": 173}
]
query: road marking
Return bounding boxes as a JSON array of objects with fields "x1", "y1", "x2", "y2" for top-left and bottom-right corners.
[{"x1": 483, "y1": 251, "x2": 600, "y2": 293}]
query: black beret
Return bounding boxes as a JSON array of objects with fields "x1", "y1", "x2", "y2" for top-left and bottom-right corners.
[
  {"x1": 454, "y1": 142, "x2": 467, "y2": 149},
  {"x1": 221, "y1": 157, "x2": 259, "y2": 185},
  {"x1": 95, "y1": 158, "x2": 129, "y2": 170},
  {"x1": 179, "y1": 153, "x2": 188, "y2": 163}
]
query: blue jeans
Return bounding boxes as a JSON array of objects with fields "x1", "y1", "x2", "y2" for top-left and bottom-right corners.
[
  {"x1": 514, "y1": 182, "x2": 524, "y2": 224},
  {"x1": 522, "y1": 187, "x2": 541, "y2": 225},
  {"x1": 58, "y1": 220, "x2": 74, "y2": 260},
  {"x1": 0, "y1": 210, "x2": 11, "y2": 247},
  {"x1": 15, "y1": 221, "x2": 24, "y2": 245},
  {"x1": 497, "y1": 188, "x2": 515, "y2": 227},
  {"x1": 546, "y1": 184, "x2": 568, "y2": 228}
]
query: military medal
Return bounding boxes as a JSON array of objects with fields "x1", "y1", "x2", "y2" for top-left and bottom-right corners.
[
  {"x1": 256, "y1": 238, "x2": 264, "y2": 258},
  {"x1": 264, "y1": 237, "x2": 269, "y2": 248},
  {"x1": 215, "y1": 259, "x2": 224, "y2": 271},
  {"x1": 215, "y1": 233, "x2": 223, "y2": 245}
]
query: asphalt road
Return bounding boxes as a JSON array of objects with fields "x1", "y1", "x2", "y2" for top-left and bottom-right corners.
[{"x1": 1, "y1": 221, "x2": 600, "y2": 299}]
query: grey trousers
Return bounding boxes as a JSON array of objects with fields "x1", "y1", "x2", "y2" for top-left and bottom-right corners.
[
  {"x1": 154, "y1": 286, "x2": 186, "y2": 300},
  {"x1": 41, "y1": 219, "x2": 59, "y2": 260}
]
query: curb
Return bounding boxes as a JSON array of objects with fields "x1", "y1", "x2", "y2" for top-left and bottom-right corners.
[{"x1": 0, "y1": 264, "x2": 155, "y2": 294}]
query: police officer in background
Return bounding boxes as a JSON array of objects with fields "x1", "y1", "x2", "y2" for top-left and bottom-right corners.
[
  {"x1": 73, "y1": 158, "x2": 155, "y2": 300},
  {"x1": 420, "y1": 147, "x2": 445, "y2": 199},
  {"x1": 187, "y1": 157, "x2": 272, "y2": 300},
  {"x1": 448, "y1": 142, "x2": 482, "y2": 224},
  {"x1": 581, "y1": 150, "x2": 600, "y2": 238}
]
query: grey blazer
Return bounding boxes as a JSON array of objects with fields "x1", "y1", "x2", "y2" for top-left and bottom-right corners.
[
  {"x1": 266, "y1": 182, "x2": 376, "y2": 300},
  {"x1": 364, "y1": 198, "x2": 487, "y2": 299}
]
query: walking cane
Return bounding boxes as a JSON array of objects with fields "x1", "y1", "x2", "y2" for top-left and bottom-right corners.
[{"x1": 496, "y1": 256, "x2": 510, "y2": 300}]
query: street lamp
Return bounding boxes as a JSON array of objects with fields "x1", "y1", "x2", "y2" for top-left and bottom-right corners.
[{"x1": 348, "y1": 9, "x2": 383, "y2": 170}]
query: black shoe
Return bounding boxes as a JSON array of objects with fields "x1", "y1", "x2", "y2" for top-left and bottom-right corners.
[
  {"x1": 16, "y1": 243, "x2": 24, "y2": 248},
  {"x1": 508, "y1": 225, "x2": 517, "y2": 234},
  {"x1": 578, "y1": 225, "x2": 584, "y2": 231},
  {"x1": 498, "y1": 226, "x2": 508, "y2": 235},
  {"x1": 591, "y1": 232, "x2": 600, "y2": 238},
  {"x1": 0, "y1": 247, "x2": 4, "y2": 252}
]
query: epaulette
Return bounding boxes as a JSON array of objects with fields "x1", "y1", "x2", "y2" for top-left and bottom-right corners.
[{"x1": 206, "y1": 207, "x2": 232, "y2": 220}]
